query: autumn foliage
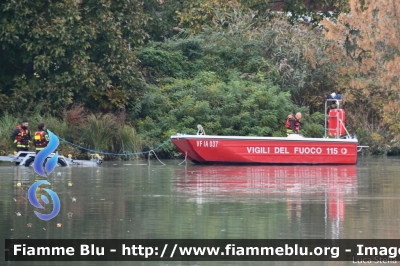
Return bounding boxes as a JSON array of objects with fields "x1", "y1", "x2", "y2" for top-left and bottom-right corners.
[{"x1": 321, "y1": 0, "x2": 400, "y2": 153}]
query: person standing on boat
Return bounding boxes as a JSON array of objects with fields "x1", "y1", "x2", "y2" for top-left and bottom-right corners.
[
  {"x1": 10, "y1": 119, "x2": 31, "y2": 151},
  {"x1": 33, "y1": 123, "x2": 50, "y2": 153},
  {"x1": 286, "y1": 112, "x2": 302, "y2": 134}
]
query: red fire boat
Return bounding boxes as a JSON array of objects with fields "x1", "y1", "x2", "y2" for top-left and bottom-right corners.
[{"x1": 171, "y1": 97, "x2": 367, "y2": 165}]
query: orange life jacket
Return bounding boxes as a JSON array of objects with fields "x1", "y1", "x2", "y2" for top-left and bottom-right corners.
[
  {"x1": 285, "y1": 114, "x2": 300, "y2": 132},
  {"x1": 34, "y1": 131, "x2": 48, "y2": 147},
  {"x1": 15, "y1": 125, "x2": 29, "y2": 145}
]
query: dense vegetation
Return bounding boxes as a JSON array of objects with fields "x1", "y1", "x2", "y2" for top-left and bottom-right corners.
[{"x1": 0, "y1": 0, "x2": 399, "y2": 157}]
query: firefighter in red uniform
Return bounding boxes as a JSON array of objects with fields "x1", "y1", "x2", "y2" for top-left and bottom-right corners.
[
  {"x1": 33, "y1": 123, "x2": 50, "y2": 153},
  {"x1": 10, "y1": 119, "x2": 31, "y2": 151},
  {"x1": 286, "y1": 112, "x2": 302, "y2": 134}
]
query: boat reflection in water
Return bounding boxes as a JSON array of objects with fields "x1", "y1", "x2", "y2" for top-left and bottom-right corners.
[{"x1": 173, "y1": 165, "x2": 358, "y2": 236}]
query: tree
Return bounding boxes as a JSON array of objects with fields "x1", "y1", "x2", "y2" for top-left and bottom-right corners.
[
  {"x1": 174, "y1": 0, "x2": 351, "y2": 33},
  {"x1": 0, "y1": 0, "x2": 147, "y2": 115},
  {"x1": 133, "y1": 7, "x2": 341, "y2": 145},
  {"x1": 142, "y1": 0, "x2": 183, "y2": 41},
  {"x1": 322, "y1": 0, "x2": 400, "y2": 152},
  {"x1": 202, "y1": 5, "x2": 342, "y2": 109}
]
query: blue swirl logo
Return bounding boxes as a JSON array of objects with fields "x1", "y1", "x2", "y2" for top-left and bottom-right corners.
[
  {"x1": 34, "y1": 130, "x2": 59, "y2": 177},
  {"x1": 28, "y1": 130, "x2": 61, "y2": 221},
  {"x1": 28, "y1": 180, "x2": 60, "y2": 221}
]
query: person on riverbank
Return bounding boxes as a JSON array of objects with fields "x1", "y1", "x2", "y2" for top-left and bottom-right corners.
[
  {"x1": 33, "y1": 123, "x2": 49, "y2": 153},
  {"x1": 10, "y1": 119, "x2": 31, "y2": 151},
  {"x1": 286, "y1": 112, "x2": 302, "y2": 134}
]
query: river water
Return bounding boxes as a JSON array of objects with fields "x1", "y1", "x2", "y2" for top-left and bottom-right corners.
[{"x1": 1, "y1": 156, "x2": 400, "y2": 265}]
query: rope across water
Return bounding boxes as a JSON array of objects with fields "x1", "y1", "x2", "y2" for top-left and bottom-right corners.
[{"x1": 57, "y1": 136, "x2": 171, "y2": 156}]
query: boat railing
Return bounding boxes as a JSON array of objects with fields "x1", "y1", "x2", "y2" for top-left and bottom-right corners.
[
  {"x1": 339, "y1": 118, "x2": 352, "y2": 138},
  {"x1": 357, "y1": 146, "x2": 369, "y2": 152}
]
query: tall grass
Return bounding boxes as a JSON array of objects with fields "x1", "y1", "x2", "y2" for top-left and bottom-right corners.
[
  {"x1": 0, "y1": 113, "x2": 20, "y2": 154},
  {"x1": 44, "y1": 115, "x2": 82, "y2": 156},
  {"x1": 78, "y1": 113, "x2": 117, "y2": 152},
  {"x1": 117, "y1": 125, "x2": 144, "y2": 160}
]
